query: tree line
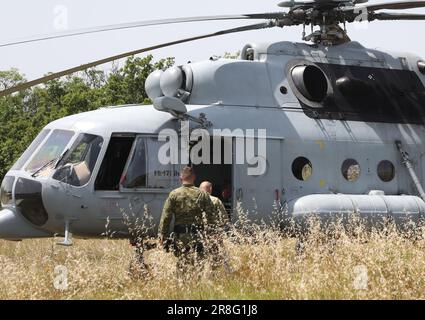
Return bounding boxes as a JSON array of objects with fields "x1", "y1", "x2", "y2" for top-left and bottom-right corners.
[{"x1": 0, "y1": 55, "x2": 174, "y2": 181}]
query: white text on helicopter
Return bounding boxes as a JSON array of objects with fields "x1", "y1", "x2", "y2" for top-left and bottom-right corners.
[{"x1": 158, "y1": 121, "x2": 267, "y2": 176}]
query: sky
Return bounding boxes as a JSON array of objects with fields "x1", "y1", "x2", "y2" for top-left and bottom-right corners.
[{"x1": 0, "y1": 0, "x2": 424, "y2": 80}]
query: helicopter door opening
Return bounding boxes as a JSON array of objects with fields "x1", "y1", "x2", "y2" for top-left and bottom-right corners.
[
  {"x1": 95, "y1": 134, "x2": 135, "y2": 191},
  {"x1": 192, "y1": 137, "x2": 233, "y2": 217}
]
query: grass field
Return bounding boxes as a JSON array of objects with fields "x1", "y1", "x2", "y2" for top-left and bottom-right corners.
[{"x1": 1, "y1": 220, "x2": 425, "y2": 300}]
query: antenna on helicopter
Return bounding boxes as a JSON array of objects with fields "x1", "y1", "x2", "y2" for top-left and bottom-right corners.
[{"x1": 0, "y1": 1, "x2": 425, "y2": 97}]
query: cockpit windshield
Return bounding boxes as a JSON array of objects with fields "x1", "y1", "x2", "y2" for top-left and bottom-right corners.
[
  {"x1": 53, "y1": 133, "x2": 103, "y2": 186},
  {"x1": 11, "y1": 129, "x2": 50, "y2": 171},
  {"x1": 25, "y1": 129, "x2": 74, "y2": 173}
]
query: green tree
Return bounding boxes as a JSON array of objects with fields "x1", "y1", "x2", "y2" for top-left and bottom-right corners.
[{"x1": 104, "y1": 55, "x2": 174, "y2": 105}]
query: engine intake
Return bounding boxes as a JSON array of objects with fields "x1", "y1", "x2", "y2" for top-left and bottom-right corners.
[{"x1": 291, "y1": 64, "x2": 328, "y2": 102}]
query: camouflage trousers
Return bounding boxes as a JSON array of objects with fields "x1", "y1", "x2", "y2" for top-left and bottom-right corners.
[
  {"x1": 204, "y1": 234, "x2": 228, "y2": 270},
  {"x1": 173, "y1": 233, "x2": 205, "y2": 271}
]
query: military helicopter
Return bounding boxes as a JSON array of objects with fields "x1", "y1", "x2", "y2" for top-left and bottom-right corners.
[{"x1": 1, "y1": 0, "x2": 425, "y2": 244}]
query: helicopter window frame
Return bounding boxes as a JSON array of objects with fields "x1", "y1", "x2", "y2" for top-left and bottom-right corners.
[
  {"x1": 52, "y1": 133, "x2": 104, "y2": 188},
  {"x1": 11, "y1": 129, "x2": 51, "y2": 171},
  {"x1": 377, "y1": 160, "x2": 396, "y2": 183},
  {"x1": 24, "y1": 129, "x2": 75, "y2": 174},
  {"x1": 120, "y1": 136, "x2": 148, "y2": 190},
  {"x1": 291, "y1": 156, "x2": 313, "y2": 182},
  {"x1": 341, "y1": 158, "x2": 361, "y2": 182},
  {"x1": 119, "y1": 134, "x2": 176, "y2": 192}
]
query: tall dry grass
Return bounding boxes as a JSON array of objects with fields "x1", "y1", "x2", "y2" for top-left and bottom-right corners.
[{"x1": 1, "y1": 210, "x2": 425, "y2": 300}]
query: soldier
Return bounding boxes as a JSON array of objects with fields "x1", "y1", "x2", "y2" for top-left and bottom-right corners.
[
  {"x1": 199, "y1": 181, "x2": 231, "y2": 270},
  {"x1": 158, "y1": 166, "x2": 215, "y2": 269},
  {"x1": 199, "y1": 181, "x2": 229, "y2": 226}
]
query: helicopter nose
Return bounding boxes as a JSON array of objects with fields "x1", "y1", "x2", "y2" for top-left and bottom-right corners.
[{"x1": 0, "y1": 208, "x2": 52, "y2": 240}]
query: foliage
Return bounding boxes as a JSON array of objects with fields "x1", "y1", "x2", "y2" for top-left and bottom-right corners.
[
  {"x1": 222, "y1": 51, "x2": 241, "y2": 60},
  {"x1": 0, "y1": 55, "x2": 174, "y2": 181},
  {"x1": 1, "y1": 214, "x2": 425, "y2": 299}
]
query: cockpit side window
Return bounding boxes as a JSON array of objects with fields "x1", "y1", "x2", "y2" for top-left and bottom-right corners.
[
  {"x1": 25, "y1": 129, "x2": 74, "y2": 173},
  {"x1": 53, "y1": 133, "x2": 103, "y2": 187},
  {"x1": 121, "y1": 136, "x2": 177, "y2": 190},
  {"x1": 11, "y1": 129, "x2": 50, "y2": 171},
  {"x1": 121, "y1": 137, "x2": 147, "y2": 189}
]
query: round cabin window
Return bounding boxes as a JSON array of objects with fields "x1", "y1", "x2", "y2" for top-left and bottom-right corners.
[
  {"x1": 342, "y1": 159, "x2": 361, "y2": 182},
  {"x1": 292, "y1": 157, "x2": 313, "y2": 181},
  {"x1": 377, "y1": 160, "x2": 395, "y2": 182}
]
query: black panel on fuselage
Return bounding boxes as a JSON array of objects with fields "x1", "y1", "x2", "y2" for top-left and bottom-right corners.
[{"x1": 299, "y1": 63, "x2": 425, "y2": 124}]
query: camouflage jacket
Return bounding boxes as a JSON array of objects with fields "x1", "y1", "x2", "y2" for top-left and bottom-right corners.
[
  {"x1": 210, "y1": 195, "x2": 229, "y2": 226},
  {"x1": 158, "y1": 184, "x2": 215, "y2": 237}
]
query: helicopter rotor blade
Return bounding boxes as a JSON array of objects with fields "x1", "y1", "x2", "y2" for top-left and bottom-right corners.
[
  {"x1": 371, "y1": 11, "x2": 425, "y2": 19},
  {"x1": 363, "y1": 0, "x2": 425, "y2": 11},
  {"x1": 0, "y1": 22, "x2": 276, "y2": 98},
  {"x1": 0, "y1": 13, "x2": 284, "y2": 48},
  {"x1": 278, "y1": 1, "x2": 314, "y2": 7}
]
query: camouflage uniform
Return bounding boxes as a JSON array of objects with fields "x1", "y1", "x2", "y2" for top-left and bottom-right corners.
[
  {"x1": 159, "y1": 184, "x2": 215, "y2": 266},
  {"x1": 210, "y1": 195, "x2": 229, "y2": 227},
  {"x1": 208, "y1": 195, "x2": 230, "y2": 269}
]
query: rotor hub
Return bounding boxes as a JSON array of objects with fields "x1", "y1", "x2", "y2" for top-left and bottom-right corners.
[{"x1": 273, "y1": 0, "x2": 425, "y2": 45}]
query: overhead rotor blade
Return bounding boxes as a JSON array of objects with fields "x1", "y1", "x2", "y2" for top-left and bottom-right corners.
[
  {"x1": 278, "y1": 0, "x2": 367, "y2": 8},
  {"x1": 278, "y1": 1, "x2": 314, "y2": 7},
  {"x1": 0, "y1": 22, "x2": 276, "y2": 98},
  {"x1": 365, "y1": 0, "x2": 425, "y2": 11},
  {"x1": 0, "y1": 13, "x2": 283, "y2": 48},
  {"x1": 371, "y1": 11, "x2": 425, "y2": 19}
]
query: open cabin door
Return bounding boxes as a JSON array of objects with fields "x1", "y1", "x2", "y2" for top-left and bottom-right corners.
[
  {"x1": 92, "y1": 134, "x2": 136, "y2": 225},
  {"x1": 192, "y1": 136, "x2": 233, "y2": 218},
  {"x1": 232, "y1": 137, "x2": 283, "y2": 222}
]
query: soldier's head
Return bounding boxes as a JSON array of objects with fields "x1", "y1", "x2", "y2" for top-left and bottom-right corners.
[
  {"x1": 199, "y1": 181, "x2": 213, "y2": 195},
  {"x1": 180, "y1": 166, "x2": 196, "y2": 185}
]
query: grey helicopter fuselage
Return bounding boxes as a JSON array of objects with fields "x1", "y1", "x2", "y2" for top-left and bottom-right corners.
[{"x1": 2, "y1": 40, "x2": 425, "y2": 240}]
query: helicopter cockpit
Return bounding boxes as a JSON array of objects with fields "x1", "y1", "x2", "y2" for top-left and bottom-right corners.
[
  {"x1": 0, "y1": 123, "x2": 169, "y2": 237},
  {"x1": 6, "y1": 128, "x2": 103, "y2": 186},
  {"x1": 0, "y1": 129, "x2": 102, "y2": 226}
]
